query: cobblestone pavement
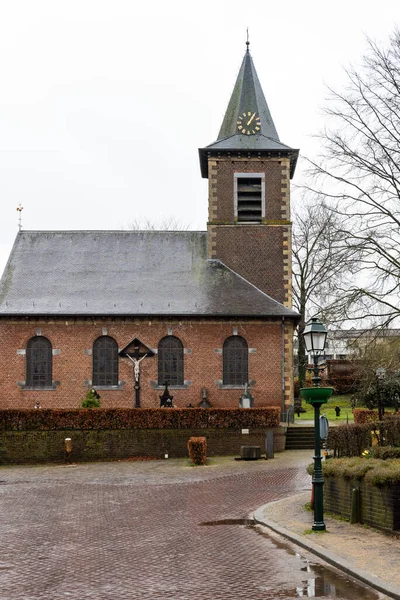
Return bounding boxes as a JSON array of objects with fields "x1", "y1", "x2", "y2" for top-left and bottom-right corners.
[{"x1": 0, "y1": 452, "x2": 383, "y2": 600}]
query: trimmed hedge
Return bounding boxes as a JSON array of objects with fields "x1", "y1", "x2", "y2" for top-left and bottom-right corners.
[
  {"x1": 370, "y1": 446, "x2": 400, "y2": 460},
  {"x1": 328, "y1": 415, "x2": 400, "y2": 457},
  {"x1": 0, "y1": 407, "x2": 280, "y2": 431},
  {"x1": 327, "y1": 423, "x2": 372, "y2": 458},
  {"x1": 353, "y1": 409, "x2": 379, "y2": 424},
  {"x1": 187, "y1": 436, "x2": 207, "y2": 465},
  {"x1": 313, "y1": 457, "x2": 400, "y2": 487}
]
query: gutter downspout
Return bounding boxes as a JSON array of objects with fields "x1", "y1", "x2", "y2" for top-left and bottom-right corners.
[{"x1": 281, "y1": 317, "x2": 286, "y2": 420}]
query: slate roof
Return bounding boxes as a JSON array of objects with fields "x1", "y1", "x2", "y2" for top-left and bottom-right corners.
[
  {"x1": 199, "y1": 48, "x2": 299, "y2": 178},
  {"x1": 0, "y1": 230, "x2": 299, "y2": 319}
]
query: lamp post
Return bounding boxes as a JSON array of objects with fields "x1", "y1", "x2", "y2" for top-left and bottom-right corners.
[
  {"x1": 300, "y1": 317, "x2": 333, "y2": 531},
  {"x1": 375, "y1": 367, "x2": 386, "y2": 421}
]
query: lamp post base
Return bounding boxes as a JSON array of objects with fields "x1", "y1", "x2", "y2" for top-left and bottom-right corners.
[{"x1": 312, "y1": 522, "x2": 326, "y2": 531}]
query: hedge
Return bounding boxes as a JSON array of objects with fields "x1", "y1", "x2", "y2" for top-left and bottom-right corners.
[
  {"x1": 310, "y1": 457, "x2": 400, "y2": 487},
  {"x1": 353, "y1": 409, "x2": 379, "y2": 424},
  {"x1": 187, "y1": 437, "x2": 207, "y2": 465},
  {"x1": 0, "y1": 407, "x2": 280, "y2": 431},
  {"x1": 327, "y1": 415, "x2": 400, "y2": 457},
  {"x1": 327, "y1": 423, "x2": 372, "y2": 458}
]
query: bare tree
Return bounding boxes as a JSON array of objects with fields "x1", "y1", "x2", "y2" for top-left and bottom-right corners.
[
  {"x1": 292, "y1": 198, "x2": 359, "y2": 388},
  {"x1": 306, "y1": 29, "x2": 400, "y2": 327},
  {"x1": 126, "y1": 217, "x2": 191, "y2": 231}
]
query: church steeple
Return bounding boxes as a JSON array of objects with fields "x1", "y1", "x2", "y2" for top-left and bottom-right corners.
[
  {"x1": 199, "y1": 42, "x2": 299, "y2": 308},
  {"x1": 199, "y1": 45, "x2": 298, "y2": 179},
  {"x1": 217, "y1": 44, "x2": 280, "y2": 144}
]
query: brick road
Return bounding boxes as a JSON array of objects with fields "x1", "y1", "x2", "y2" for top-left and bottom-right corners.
[{"x1": 0, "y1": 453, "x2": 380, "y2": 600}]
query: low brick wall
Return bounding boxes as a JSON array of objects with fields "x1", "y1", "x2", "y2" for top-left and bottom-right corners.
[
  {"x1": 0, "y1": 427, "x2": 285, "y2": 464},
  {"x1": 324, "y1": 476, "x2": 400, "y2": 532}
]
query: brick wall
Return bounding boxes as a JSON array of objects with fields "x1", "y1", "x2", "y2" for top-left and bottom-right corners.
[
  {"x1": 0, "y1": 426, "x2": 286, "y2": 464},
  {"x1": 324, "y1": 476, "x2": 400, "y2": 532},
  {"x1": 0, "y1": 317, "x2": 293, "y2": 410},
  {"x1": 207, "y1": 156, "x2": 292, "y2": 306}
]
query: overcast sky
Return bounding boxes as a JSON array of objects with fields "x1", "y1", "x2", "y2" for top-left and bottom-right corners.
[{"x1": 0, "y1": 0, "x2": 398, "y2": 274}]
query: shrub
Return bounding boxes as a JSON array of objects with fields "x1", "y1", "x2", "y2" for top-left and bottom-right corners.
[
  {"x1": 327, "y1": 423, "x2": 372, "y2": 457},
  {"x1": 370, "y1": 446, "x2": 400, "y2": 460},
  {"x1": 0, "y1": 407, "x2": 280, "y2": 431},
  {"x1": 187, "y1": 437, "x2": 207, "y2": 465},
  {"x1": 81, "y1": 389, "x2": 101, "y2": 409},
  {"x1": 310, "y1": 457, "x2": 400, "y2": 486},
  {"x1": 353, "y1": 409, "x2": 379, "y2": 424},
  {"x1": 327, "y1": 415, "x2": 400, "y2": 457}
]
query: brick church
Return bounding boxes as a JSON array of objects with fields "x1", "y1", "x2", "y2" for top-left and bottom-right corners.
[{"x1": 0, "y1": 43, "x2": 299, "y2": 412}]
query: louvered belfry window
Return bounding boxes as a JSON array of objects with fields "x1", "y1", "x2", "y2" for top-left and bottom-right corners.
[
  {"x1": 235, "y1": 174, "x2": 263, "y2": 222},
  {"x1": 92, "y1": 336, "x2": 119, "y2": 386},
  {"x1": 158, "y1": 336, "x2": 184, "y2": 386},
  {"x1": 26, "y1": 336, "x2": 52, "y2": 387},
  {"x1": 223, "y1": 335, "x2": 248, "y2": 385}
]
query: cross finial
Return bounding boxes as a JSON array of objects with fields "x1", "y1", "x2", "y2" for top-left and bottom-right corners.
[
  {"x1": 246, "y1": 28, "x2": 250, "y2": 52},
  {"x1": 16, "y1": 204, "x2": 23, "y2": 231}
]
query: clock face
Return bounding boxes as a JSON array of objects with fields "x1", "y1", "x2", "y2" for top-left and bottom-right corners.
[{"x1": 237, "y1": 111, "x2": 261, "y2": 135}]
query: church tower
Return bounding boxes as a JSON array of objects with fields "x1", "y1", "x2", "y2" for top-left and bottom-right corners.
[{"x1": 199, "y1": 42, "x2": 299, "y2": 307}]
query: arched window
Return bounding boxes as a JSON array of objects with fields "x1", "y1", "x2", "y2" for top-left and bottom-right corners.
[
  {"x1": 158, "y1": 336, "x2": 184, "y2": 386},
  {"x1": 92, "y1": 336, "x2": 119, "y2": 386},
  {"x1": 26, "y1": 336, "x2": 52, "y2": 387},
  {"x1": 223, "y1": 335, "x2": 248, "y2": 385}
]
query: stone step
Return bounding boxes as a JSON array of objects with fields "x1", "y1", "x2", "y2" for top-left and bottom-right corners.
[{"x1": 285, "y1": 427, "x2": 315, "y2": 450}]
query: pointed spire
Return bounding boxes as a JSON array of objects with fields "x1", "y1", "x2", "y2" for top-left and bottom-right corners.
[
  {"x1": 217, "y1": 47, "x2": 280, "y2": 143},
  {"x1": 199, "y1": 43, "x2": 299, "y2": 179}
]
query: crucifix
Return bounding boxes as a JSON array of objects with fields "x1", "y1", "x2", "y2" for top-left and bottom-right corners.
[{"x1": 119, "y1": 338, "x2": 154, "y2": 408}]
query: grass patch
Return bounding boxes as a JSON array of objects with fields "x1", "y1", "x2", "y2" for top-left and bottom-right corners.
[
  {"x1": 296, "y1": 394, "x2": 354, "y2": 422},
  {"x1": 303, "y1": 528, "x2": 327, "y2": 535}
]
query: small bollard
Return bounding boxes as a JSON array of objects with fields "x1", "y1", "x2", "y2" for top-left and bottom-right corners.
[
  {"x1": 350, "y1": 487, "x2": 361, "y2": 523},
  {"x1": 64, "y1": 437, "x2": 72, "y2": 464},
  {"x1": 265, "y1": 430, "x2": 274, "y2": 459}
]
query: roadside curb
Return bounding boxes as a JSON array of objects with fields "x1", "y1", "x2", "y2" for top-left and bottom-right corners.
[{"x1": 254, "y1": 497, "x2": 400, "y2": 600}]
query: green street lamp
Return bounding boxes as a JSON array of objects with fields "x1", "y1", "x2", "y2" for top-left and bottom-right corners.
[{"x1": 300, "y1": 317, "x2": 333, "y2": 531}]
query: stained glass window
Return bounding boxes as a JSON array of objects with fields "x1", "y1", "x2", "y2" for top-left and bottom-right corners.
[
  {"x1": 92, "y1": 336, "x2": 119, "y2": 386},
  {"x1": 158, "y1": 336, "x2": 184, "y2": 386},
  {"x1": 26, "y1": 336, "x2": 52, "y2": 387},
  {"x1": 223, "y1": 335, "x2": 248, "y2": 385}
]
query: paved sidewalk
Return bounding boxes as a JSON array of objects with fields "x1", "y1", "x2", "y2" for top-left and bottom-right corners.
[{"x1": 255, "y1": 484, "x2": 400, "y2": 600}]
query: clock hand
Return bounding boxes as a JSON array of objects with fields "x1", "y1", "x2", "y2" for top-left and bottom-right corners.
[{"x1": 247, "y1": 112, "x2": 256, "y2": 126}]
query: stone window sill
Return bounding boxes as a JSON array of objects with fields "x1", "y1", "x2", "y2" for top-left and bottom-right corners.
[
  {"x1": 218, "y1": 384, "x2": 246, "y2": 390},
  {"x1": 91, "y1": 385, "x2": 125, "y2": 391},
  {"x1": 19, "y1": 385, "x2": 58, "y2": 391}
]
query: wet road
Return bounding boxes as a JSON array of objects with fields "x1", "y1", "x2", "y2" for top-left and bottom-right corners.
[{"x1": 0, "y1": 456, "x2": 383, "y2": 599}]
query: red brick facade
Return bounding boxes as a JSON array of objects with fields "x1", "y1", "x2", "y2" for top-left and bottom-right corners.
[
  {"x1": 207, "y1": 157, "x2": 291, "y2": 306},
  {"x1": 0, "y1": 318, "x2": 294, "y2": 410}
]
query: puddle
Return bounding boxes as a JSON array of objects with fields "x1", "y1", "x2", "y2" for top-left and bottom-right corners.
[
  {"x1": 278, "y1": 561, "x2": 381, "y2": 599},
  {"x1": 198, "y1": 518, "x2": 381, "y2": 599}
]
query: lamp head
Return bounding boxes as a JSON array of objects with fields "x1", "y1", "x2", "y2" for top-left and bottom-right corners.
[{"x1": 303, "y1": 317, "x2": 328, "y2": 355}]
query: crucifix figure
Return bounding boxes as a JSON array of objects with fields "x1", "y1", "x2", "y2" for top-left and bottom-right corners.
[{"x1": 126, "y1": 353, "x2": 147, "y2": 382}]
